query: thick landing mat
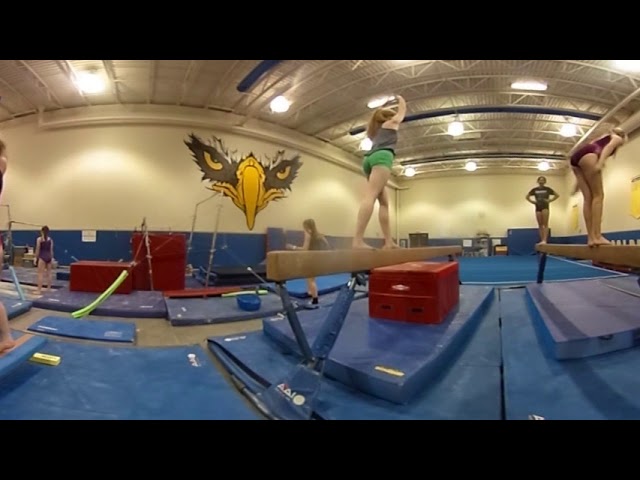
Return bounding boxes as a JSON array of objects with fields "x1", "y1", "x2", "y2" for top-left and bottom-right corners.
[
  {"x1": 207, "y1": 292, "x2": 501, "y2": 419},
  {"x1": 1, "y1": 266, "x2": 68, "y2": 289},
  {"x1": 600, "y1": 275, "x2": 640, "y2": 297},
  {"x1": 0, "y1": 341, "x2": 259, "y2": 420},
  {"x1": 263, "y1": 286, "x2": 496, "y2": 404},
  {"x1": 32, "y1": 288, "x2": 167, "y2": 318},
  {"x1": 501, "y1": 288, "x2": 640, "y2": 420},
  {"x1": 265, "y1": 273, "x2": 353, "y2": 298},
  {"x1": 166, "y1": 292, "x2": 289, "y2": 327},
  {"x1": 1, "y1": 295, "x2": 33, "y2": 319},
  {"x1": 28, "y1": 316, "x2": 136, "y2": 343},
  {"x1": 0, "y1": 332, "x2": 47, "y2": 380},
  {"x1": 459, "y1": 255, "x2": 625, "y2": 285},
  {"x1": 166, "y1": 289, "x2": 368, "y2": 326},
  {"x1": 526, "y1": 280, "x2": 640, "y2": 360}
]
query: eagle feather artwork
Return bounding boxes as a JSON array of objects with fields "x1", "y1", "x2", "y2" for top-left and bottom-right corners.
[{"x1": 185, "y1": 133, "x2": 303, "y2": 230}]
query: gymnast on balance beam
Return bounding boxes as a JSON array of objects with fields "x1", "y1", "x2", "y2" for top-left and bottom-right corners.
[
  {"x1": 286, "y1": 219, "x2": 331, "y2": 308},
  {"x1": 0, "y1": 139, "x2": 17, "y2": 353},
  {"x1": 569, "y1": 127, "x2": 627, "y2": 247},
  {"x1": 352, "y1": 94, "x2": 406, "y2": 250}
]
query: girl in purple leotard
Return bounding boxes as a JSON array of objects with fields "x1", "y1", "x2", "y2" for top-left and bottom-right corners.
[
  {"x1": 35, "y1": 225, "x2": 54, "y2": 295},
  {"x1": 569, "y1": 127, "x2": 627, "y2": 247}
]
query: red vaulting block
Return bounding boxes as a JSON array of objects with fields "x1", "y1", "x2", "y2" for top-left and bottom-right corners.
[
  {"x1": 70, "y1": 261, "x2": 133, "y2": 294},
  {"x1": 131, "y1": 233, "x2": 186, "y2": 291},
  {"x1": 368, "y1": 261, "x2": 460, "y2": 324}
]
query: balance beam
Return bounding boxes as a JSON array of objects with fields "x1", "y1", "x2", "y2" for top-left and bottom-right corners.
[
  {"x1": 266, "y1": 246, "x2": 462, "y2": 282},
  {"x1": 536, "y1": 244, "x2": 640, "y2": 268}
]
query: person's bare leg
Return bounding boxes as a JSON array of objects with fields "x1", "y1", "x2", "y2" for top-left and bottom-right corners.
[
  {"x1": 572, "y1": 165, "x2": 594, "y2": 245},
  {"x1": 579, "y1": 157, "x2": 610, "y2": 246},
  {"x1": 306, "y1": 278, "x2": 319, "y2": 306},
  {"x1": 540, "y1": 209, "x2": 550, "y2": 243},
  {"x1": 377, "y1": 186, "x2": 398, "y2": 248},
  {"x1": 36, "y1": 258, "x2": 44, "y2": 295},
  {"x1": 0, "y1": 246, "x2": 16, "y2": 352},
  {"x1": 45, "y1": 263, "x2": 52, "y2": 292},
  {"x1": 535, "y1": 211, "x2": 545, "y2": 243},
  {"x1": 353, "y1": 166, "x2": 391, "y2": 249}
]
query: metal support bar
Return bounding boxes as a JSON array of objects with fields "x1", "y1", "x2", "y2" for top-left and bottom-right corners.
[
  {"x1": 204, "y1": 202, "x2": 223, "y2": 287},
  {"x1": 277, "y1": 282, "x2": 314, "y2": 363},
  {"x1": 537, "y1": 253, "x2": 548, "y2": 284}
]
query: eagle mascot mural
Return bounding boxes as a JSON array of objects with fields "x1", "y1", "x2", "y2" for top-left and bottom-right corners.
[{"x1": 185, "y1": 133, "x2": 303, "y2": 230}]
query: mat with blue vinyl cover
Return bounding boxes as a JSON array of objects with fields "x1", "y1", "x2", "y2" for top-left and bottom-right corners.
[
  {"x1": 525, "y1": 280, "x2": 640, "y2": 360},
  {"x1": 1, "y1": 266, "x2": 68, "y2": 289},
  {"x1": 208, "y1": 289, "x2": 502, "y2": 419},
  {"x1": 458, "y1": 255, "x2": 626, "y2": 285},
  {"x1": 166, "y1": 289, "x2": 368, "y2": 326},
  {"x1": 501, "y1": 288, "x2": 640, "y2": 420},
  {"x1": 1, "y1": 295, "x2": 33, "y2": 319},
  {"x1": 0, "y1": 341, "x2": 260, "y2": 420},
  {"x1": 0, "y1": 331, "x2": 47, "y2": 380},
  {"x1": 28, "y1": 316, "x2": 137, "y2": 343},
  {"x1": 264, "y1": 273, "x2": 352, "y2": 298},
  {"x1": 599, "y1": 275, "x2": 640, "y2": 296},
  {"x1": 262, "y1": 287, "x2": 495, "y2": 404},
  {"x1": 32, "y1": 288, "x2": 167, "y2": 318}
]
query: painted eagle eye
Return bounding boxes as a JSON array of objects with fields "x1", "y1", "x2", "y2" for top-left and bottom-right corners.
[
  {"x1": 276, "y1": 166, "x2": 291, "y2": 180},
  {"x1": 204, "y1": 151, "x2": 223, "y2": 171}
]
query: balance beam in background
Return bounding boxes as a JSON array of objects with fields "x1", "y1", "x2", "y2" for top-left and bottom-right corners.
[
  {"x1": 536, "y1": 244, "x2": 640, "y2": 268},
  {"x1": 536, "y1": 243, "x2": 640, "y2": 283},
  {"x1": 266, "y1": 246, "x2": 462, "y2": 282}
]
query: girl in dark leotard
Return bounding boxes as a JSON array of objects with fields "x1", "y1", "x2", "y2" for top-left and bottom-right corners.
[
  {"x1": 526, "y1": 176, "x2": 559, "y2": 244},
  {"x1": 35, "y1": 225, "x2": 54, "y2": 295},
  {"x1": 569, "y1": 127, "x2": 627, "y2": 247},
  {"x1": 286, "y1": 218, "x2": 330, "y2": 308},
  {"x1": 0, "y1": 139, "x2": 17, "y2": 353}
]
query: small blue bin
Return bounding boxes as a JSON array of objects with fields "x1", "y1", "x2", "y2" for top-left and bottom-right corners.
[{"x1": 237, "y1": 293, "x2": 261, "y2": 312}]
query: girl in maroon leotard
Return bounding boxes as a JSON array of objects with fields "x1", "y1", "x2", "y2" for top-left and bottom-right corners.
[
  {"x1": 0, "y1": 139, "x2": 17, "y2": 353},
  {"x1": 569, "y1": 127, "x2": 627, "y2": 247}
]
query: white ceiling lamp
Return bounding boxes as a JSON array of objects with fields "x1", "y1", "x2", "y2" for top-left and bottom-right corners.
[
  {"x1": 464, "y1": 161, "x2": 477, "y2": 172},
  {"x1": 511, "y1": 80, "x2": 548, "y2": 91},
  {"x1": 448, "y1": 120, "x2": 465, "y2": 137},
  {"x1": 538, "y1": 161, "x2": 550, "y2": 172},
  {"x1": 367, "y1": 95, "x2": 394, "y2": 109},
  {"x1": 404, "y1": 166, "x2": 416, "y2": 177},
  {"x1": 270, "y1": 95, "x2": 291, "y2": 113},
  {"x1": 75, "y1": 71, "x2": 106, "y2": 94},
  {"x1": 614, "y1": 60, "x2": 640, "y2": 72},
  {"x1": 360, "y1": 138, "x2": 372, "y2": 151},
  {"x1": 560, "y1": 123, "x2": 577, "y2": 137}
]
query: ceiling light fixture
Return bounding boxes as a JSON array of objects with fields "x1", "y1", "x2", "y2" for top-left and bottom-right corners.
[
  {"x1": 75, "y1": 71, "x2": 106, "y2": 94},
  {"x1": 270, "y1": 95, "x2": 291, "y2": 113},
  {"x1": 511, "y1": 80, "x2": 548, "y2": 91}
]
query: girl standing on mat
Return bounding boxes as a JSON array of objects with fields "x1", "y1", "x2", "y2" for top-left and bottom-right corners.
[
  {"x1": 286, "y1": 218, "x2": 330, "y2": 308},
  {"x1": 526, "y1": 176, "x2": 559, "y2": 244},
  {"x1": 352, "y1": 94, "x2": 406, "y2": 249},
  {"x1": 569, "y1": 127, "x2": 627, "y2": 247},
  {"x1": 35, "y1": 225, "x2": 54, "y2": 295},
  {"x1": 0, "y1": 140, "x2": 17, "y2": 353}
]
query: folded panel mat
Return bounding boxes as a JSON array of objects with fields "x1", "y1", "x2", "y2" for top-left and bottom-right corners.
[
  {"x1": 0, "y1": 332, "x2": 48, "y2": 380},
  {"x1": 28, "y1": 316, "x2": 136, "y2": 343},
  {"x1": 1, "y1": 295, "x2": 33, "y2": 319}
]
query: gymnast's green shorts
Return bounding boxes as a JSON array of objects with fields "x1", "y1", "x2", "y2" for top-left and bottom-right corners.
[{"x1": 362, "y1": 149, "x2": 394, "y2": 177}]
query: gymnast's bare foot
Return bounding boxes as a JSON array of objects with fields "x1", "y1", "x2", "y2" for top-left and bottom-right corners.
[
  {"x1": 593, "y1": 236, "x2": 611, "y2": 246},
  {"x1": 383, "y1": 242, "x2": 400, "y2": 249},
  {"x1": 0, "y1": 338, "x2": 17, "y2": 354},
  {"x1": 352, "y1": 240, "x2": 376, "y2": 249}
]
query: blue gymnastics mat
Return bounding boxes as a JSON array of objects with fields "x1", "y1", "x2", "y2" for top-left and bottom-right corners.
[
  {"x1": 0, "y1": 331, "x2": 47, "y2": 380},
  {"x1": 1, "y1": 295, "x2": 33, "y2": 319},
  {"x1": 501, "y1": 288, "x2": 640, "y2": 420},
  {"x1": 166, "y1": 289, "x2": 368, "y2": 326},
  {"x1": 263, "y1": 287, "x2": 496, "y2": 404},
  {"x1": 264, "y1": 274, "x2": 352, "y2": 298},
  {"x1": 1, "y1": 266, "x2": 68, "y2": 289},
  {"x1": 0, "y1": 341, "x2": 260, "y2": 420},
  {"x1": 458, "y1": 255, "x2": 626, "y2": 286},
  {"x1": 599, "y1": 275, "x2": 640, "y2": 296},
  {"x1": 525, "y1": 280, "x2": 640, "y2": 360},
  {"x1": 208, "y1": 291, "x2": 502, "y2": 420},
  {"x1": 28, "y1": 316, "x2": 137, "y2": 343},
  {"x1": 32, "y1": 288, "x2": 167, "y2": 318}
]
